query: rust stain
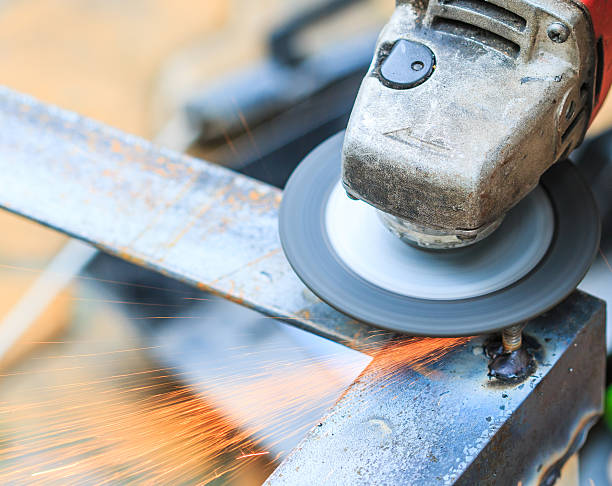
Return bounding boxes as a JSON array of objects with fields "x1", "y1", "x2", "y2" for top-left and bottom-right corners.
[
  {"x1": 153, "y1": 168, "x2": 168, "y2": 178},
  {"x1": 205, "y1": 283, "x2": 246, "y2": 307},
  {"x1": 163, "y1": 183, "x2": 235, "y2": 250},
  {"x1": 247, "y1": 248, "x2": 281, "y2": 269},
  {"x1": 110, "y1": 140, "x2": 123, "y2": 153},
  {"x1": 126, "y1": 170, "x2": 201, "y2": 247},
  {"x1": 225, "y1": 293, "x2": 246, "y2": 307},
  {"x1": 210, "y1": 249, "x2": 282, "y2": 288},
  {"x1": 113, "y1": 249, "x2": 149, "y2": 269}
]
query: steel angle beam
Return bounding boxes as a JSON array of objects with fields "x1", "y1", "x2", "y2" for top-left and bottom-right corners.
[
  {"x1": 0, "y1": 86, "x2": 381, "y2": 351},
  {"x1": 266, "y1": 292, "x2": 606, "y2": 486}
]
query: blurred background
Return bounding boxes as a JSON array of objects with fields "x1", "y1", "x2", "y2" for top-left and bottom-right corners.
[{"x1": 0, "y1": 0, "x2": 610, "y2": 484}]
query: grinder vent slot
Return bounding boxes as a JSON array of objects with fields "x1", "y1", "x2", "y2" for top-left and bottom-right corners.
[
  {"x1": 440, "y1": 0, "x2": 526, "y2": 32},
  {"x1": 432, "y1": 17, "x2": 521, "y2": 58},
  {"x1": 561, "y1": 109, "x2": 585, "y2": 143}
]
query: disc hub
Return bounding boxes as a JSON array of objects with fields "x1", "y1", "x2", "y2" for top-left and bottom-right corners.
[
  {"x1": 377, "y1": 210, "x2": 505, "y2": 249},
  {"x1": 326, "y1": 182, "x2": 554, "y2": 301}
]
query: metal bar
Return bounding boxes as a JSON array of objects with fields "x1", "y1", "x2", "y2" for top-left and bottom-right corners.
[
  {"x1": 0, "y1": 86, "x2": 381, "y2": 351},
  {"x1": 0, "y1": 113, "x2": 198, "y2": 367},
  {"x1": 266, "y1": 291, "x2": 606, "y2": 485}
]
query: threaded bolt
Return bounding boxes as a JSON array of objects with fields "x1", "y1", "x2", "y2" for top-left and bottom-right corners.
[{"x1": 502, "y1": 324, "x2": 524, "y2": 353}]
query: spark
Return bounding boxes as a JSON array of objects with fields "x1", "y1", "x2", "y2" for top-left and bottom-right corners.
[
  {"x1": 0, "y1": 366, "x2": 84, "y2": 377},
  {"x1": 0, "y1": 329, "x2": 466, "y2": 483},
  {"x1": 236, "y1": 451, "x2": 270, "y2": 459},
  {"x1": 31, "y1": 461, "x2": 81, "y2": 477},
  {"x1": 32, "y1": 346, "x2": 160, "y2": 359},
  {"x1": 0, "y1": 260, "x2": 191, "y2": 295},
  {"x1": 70, "y1": 297, "x2": 185, "y2": 307},
  {"x1": 236, "y1": 109, "x2": 260, "y2": 158},
  {"x1": 222, "y1": 130, "x2": 239, "y2": 157},
  {"x1": 600, "y1": 248, "x2": 612, "y2": 274},
  {"x1": 130, "y1": 316, "x2": 209, "y2": 320}
]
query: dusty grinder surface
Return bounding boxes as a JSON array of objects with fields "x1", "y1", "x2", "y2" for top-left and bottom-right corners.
[{"x1": 279, "y1": 133, "x2": 601, "y2": 336}]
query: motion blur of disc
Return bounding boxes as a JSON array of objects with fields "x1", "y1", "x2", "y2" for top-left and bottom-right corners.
[{"x1": 279, "y1": 132, "x2": 601, "y2": 336}]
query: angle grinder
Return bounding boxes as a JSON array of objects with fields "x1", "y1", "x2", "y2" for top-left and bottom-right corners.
[{"x1": 280, "y1": 0, "x2": 612, "y2": 337}]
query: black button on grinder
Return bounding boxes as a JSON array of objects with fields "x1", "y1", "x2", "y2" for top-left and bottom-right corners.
[{"x1": 379, "y1": 39, "x2": 436, "y2": 89}]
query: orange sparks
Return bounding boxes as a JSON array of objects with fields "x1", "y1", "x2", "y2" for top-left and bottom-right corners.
[
  {"x1": 236, "y1": 451, "x2": 270, "y2": 460},
  {"x1": 0, "y1": 331, "x2": 467, "y2": 483}
]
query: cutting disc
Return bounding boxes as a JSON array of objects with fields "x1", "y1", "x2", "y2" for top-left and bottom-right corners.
[{"x1": 279, "y1": 132, "x2": 601, "y2": 336}]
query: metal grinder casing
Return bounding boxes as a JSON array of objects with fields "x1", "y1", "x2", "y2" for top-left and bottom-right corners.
[{"x1": 342, "y1": 0, "x2": 596, "y2": 246}]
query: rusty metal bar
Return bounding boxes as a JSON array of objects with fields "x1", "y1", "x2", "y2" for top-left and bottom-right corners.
[
  {"x1": 266, "y1": 292, "x2": 606, "y2": 485},
  {"x1": 0, "y1": 86, "x2": 382, "y2": 351}
]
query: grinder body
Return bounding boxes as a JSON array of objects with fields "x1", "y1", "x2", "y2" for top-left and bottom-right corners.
[{"x1": 342, "y1": 0, "x2": 612, "y2": 248}]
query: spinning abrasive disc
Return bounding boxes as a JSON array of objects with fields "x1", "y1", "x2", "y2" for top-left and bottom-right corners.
[{"x1": 279, "y1": 133, "x2": 601, "y2": 336}]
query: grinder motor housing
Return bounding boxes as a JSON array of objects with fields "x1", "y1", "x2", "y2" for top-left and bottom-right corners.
[{"x1": 342, "y1": 0, "x2": 612, "y2": 248}]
